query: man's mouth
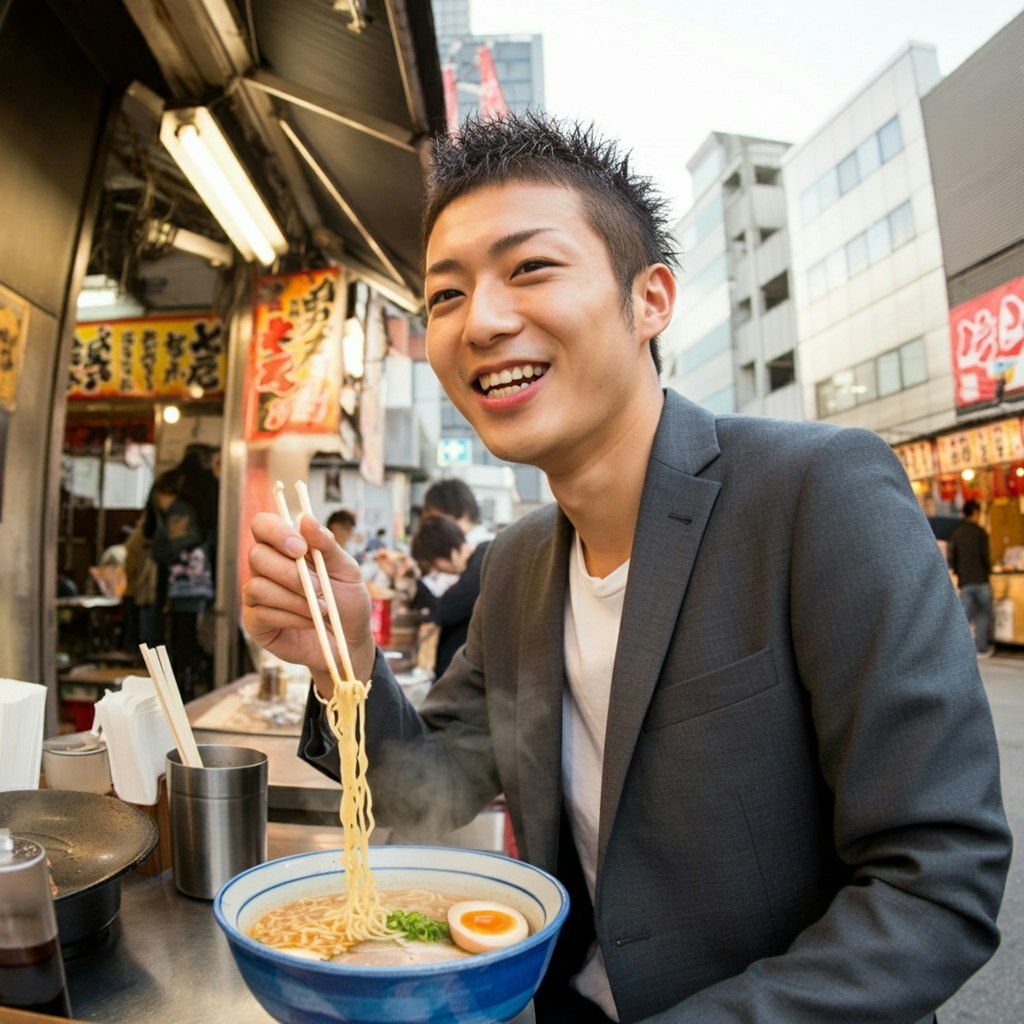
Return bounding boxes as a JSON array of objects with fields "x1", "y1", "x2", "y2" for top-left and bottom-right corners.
[{"x1": 475, "y1": 363, "x2": 548, "y2": 399}]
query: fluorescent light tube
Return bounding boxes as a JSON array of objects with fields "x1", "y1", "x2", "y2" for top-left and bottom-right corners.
[{"x1": 160, "y1": 106, "x2": 288, "y2": 266}]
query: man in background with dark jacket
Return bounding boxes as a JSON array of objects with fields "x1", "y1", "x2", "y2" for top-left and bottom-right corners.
[{"x1": 948, "y1": 499, "x2": 994, "y2": 657}]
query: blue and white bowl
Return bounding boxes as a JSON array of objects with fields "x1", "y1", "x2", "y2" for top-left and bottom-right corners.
[{"x1": 214, "y1": 845, "x2": 570, "y2": 1024}]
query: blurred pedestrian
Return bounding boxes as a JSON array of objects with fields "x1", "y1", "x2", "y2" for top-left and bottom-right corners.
[
  {"x1": 150, "y1": 470, "x2": 213, "y2": 699},
  {"x1": 404, "y1": 514, "x2": 490, "y2": 679},
  {"x1": 948, "y1": 498, "x2": 995, "y2": 657}
]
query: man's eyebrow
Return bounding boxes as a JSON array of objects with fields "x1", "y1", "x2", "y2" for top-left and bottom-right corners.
[{"x1": 425, "y1": 227, "x2": 554, "y2": 277}]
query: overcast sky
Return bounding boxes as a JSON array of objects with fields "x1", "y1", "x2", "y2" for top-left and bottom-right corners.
[{"x1": 467, "y1": 0, "x2": 1023, "y2": 217}]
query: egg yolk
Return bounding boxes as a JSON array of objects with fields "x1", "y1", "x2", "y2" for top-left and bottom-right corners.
[
  {"x1": 459, "y1": 908, "x2": 516, "y2": 934},
  {"x1": 446, "y1": 900, "x2": 529, "y2": 953}
]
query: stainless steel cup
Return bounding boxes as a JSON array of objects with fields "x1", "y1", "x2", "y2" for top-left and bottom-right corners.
[
  {"x1": 166, "y1": 744, "x2": 268, "y2": 900},
  {"x1": 0, "y1": 830, "x2": 72, "y2": 1017}
]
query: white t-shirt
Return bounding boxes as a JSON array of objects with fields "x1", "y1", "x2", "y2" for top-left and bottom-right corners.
[{"x1": 562, "y1": 531, "x2": 628, "y2": 1021}]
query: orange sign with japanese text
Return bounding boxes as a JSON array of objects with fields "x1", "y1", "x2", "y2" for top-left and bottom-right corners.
[
  {"x1": 244, "y1": 268, "x2": 343, "y2": 441},
  {"x1": 69, "y1": 316, "x2": 226, "y2": 399}
]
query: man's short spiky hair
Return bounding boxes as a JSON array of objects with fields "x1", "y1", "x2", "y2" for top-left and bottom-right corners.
[{"x1": 422, "y1": 111, "x2": 680, "y2": 372}]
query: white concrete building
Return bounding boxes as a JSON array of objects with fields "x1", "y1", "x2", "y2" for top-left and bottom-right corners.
[
  {"x1": 662, "y1": 132, "x2": 800, "y2": 420},
  {"x1": 782, "y1": 44, "x2": 953, "y2": 444}
]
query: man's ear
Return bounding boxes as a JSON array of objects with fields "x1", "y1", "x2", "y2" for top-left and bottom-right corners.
[{"x1": 633, "y1": 264, "x2": 676, "y2": 340}]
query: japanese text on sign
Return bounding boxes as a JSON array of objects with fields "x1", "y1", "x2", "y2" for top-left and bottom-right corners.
[
  {"x1": 949, "y1": 274, "x2": 1024, "y2": 408},
  {"x1": 243, "y1": 268, "x2": 344, "y2": 441},
  {"x1": 69, "y1": 317, "x2": 226, "y2": 399},
  {"x1": 936, "y1": 419, "x2": 1024, "y2": 474}
]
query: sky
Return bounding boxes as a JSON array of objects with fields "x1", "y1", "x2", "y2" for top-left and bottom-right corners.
[{"x1": 467, "y1": 0, "x2": 1023, "y2": 218}]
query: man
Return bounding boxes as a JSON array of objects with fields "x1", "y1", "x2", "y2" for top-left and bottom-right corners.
[
  {"x1": 243, "y1": 113, "x2": 1010, "y2": 1023},
  {"x1": 326, "y1": 508, "x2": 358, "y2": 550},
  {"x1": 406, "y1": 514, "x2": 490, "y2": 678},
  {"x1": 948, "y1": 498, "x2": 995, "y2": 657},
  {"x1": 423, "y1": 477, "x2": 494, "y2": 547}
]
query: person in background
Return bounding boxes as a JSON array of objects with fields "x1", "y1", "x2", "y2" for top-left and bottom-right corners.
[
  {"x1": 948, "y1": 498, "x2": 995, "y2": 658},
  {"x1": 362, "y1": 527, "x2": 389, "y2": 559},
  {"x1": 150, "y1": 470, "x2": 213, "y2": 699},
  {"x1": 422, "y1": 478, "x2": 493, "y2": 547},
  {"x1": 400, "y1": 514, "x2": 490, "y2": 679},
  {"x1": 123, "y1": 511, "x2": 158, "y2": 649},
  {"x1": 243, "y1": 112, "x2": 1010, "y2": 1023},
  {"x1": 421, "y1": 478, "x2": 493, "y2": 596},
  {"x1": 326, "y1": 508, "x2": 358, "y2": 552}
]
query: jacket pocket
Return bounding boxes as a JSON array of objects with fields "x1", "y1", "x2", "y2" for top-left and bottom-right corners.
[{"x1": 642, "y1": 647, "x2": 778, "y2": 732}]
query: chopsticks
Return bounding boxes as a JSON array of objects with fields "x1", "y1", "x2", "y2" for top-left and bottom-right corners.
[
  {"x1": 139, "y1": 643, "x2": 204, "y2": 767},
  {"x1": 273, "y1": 480, "x2": 357, "y2": 690}
]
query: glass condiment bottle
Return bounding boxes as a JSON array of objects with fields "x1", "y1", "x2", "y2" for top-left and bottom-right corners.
[{"x1": 0, "y1": 828, "x2": 72, "y2": 1017}]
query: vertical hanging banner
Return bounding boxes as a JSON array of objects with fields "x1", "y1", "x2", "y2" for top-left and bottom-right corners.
[
  {"x1": 359, "y1": 291, "x2": 387, "y2": 487},
  {"x1": 244, "y1": 268, "x2": 343, "y2": 441},
  {"x1": 949, "y1": 274, "x2": 1024, "y2": 408},
  {"x1": 442, "y1": 66, "x2": 461, "y2": 133},
  {"x1": 69, "y1": 315, "x2": 226, "y2": 399},
  {"x1": 476, "y1": 45, "x2": 508, "y2": 121}
]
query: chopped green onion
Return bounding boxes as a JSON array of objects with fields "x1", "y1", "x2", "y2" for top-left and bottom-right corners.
[{"x1": 386, "y1": 909, "x2": 451, "y2": 943}]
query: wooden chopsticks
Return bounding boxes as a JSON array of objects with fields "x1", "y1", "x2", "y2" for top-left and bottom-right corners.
[
  {"x1": 273, "y1": 480, "x2": 357, "y2": 690},
  {"x1": 139, "y1": 642, "x2": 204, "y2": 767}
]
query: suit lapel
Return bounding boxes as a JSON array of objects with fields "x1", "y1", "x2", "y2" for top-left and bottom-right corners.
[
  {"x1": 515, "y1": 510, "x2": 574, "y2": 873},
  {"x1": 597, "y1": 392, "x2": 722, "y2": 878}
]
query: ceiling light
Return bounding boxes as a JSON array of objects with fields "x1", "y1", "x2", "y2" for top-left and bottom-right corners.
[
  {"x1": 147, "y1": 220, "x2": 234, "y2": 268},
  {"x1": 159, "y1": 106, "x2": 288, "y2": 266}
]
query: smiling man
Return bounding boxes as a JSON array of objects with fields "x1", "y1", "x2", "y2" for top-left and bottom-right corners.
[{"x1": 243, "y1": 113, "x2": 1010, "y2": 1023}]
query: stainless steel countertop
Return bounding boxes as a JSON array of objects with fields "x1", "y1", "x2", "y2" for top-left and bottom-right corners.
[
  {"x1": 63, "y1": 824, "x2": 531, "y2": 1024},
  {"x1": 64, "y1": 824, "x2": 342, "y2": 1023}
]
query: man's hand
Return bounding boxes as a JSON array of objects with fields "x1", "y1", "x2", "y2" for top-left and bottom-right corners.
[{"x1": 242, "y1": 511, "x2": 377, "y2": 697}]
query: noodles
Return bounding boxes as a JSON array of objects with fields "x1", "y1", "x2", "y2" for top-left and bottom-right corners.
[
  {"x1": 270, "y1": 481, "x2": 393, "y2": 950},
  {"x1": 251, "y1": 889, "x2": 471, "y2": 964},
  {"x1": 322, "y1": 673, "x2": 393, "y2": 946}
]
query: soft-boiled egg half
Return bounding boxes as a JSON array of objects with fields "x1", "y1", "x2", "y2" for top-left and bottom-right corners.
[{"x1": 446, "y1": 900, "x2": 529, "y2": 954}]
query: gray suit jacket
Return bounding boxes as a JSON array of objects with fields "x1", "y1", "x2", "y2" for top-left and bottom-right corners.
[{"x1": 301, "y1": 390, "x2": 1011, "y2": 1023}]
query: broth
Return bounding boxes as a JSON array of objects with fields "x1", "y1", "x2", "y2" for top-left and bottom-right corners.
[{"x1": 251, "y1": 888, "x2": 474, "y2": 965}]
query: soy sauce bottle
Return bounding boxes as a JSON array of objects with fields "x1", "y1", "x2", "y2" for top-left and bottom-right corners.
[{"x1": 0, "y1": 829, "x2": 72, "y2": 1017}]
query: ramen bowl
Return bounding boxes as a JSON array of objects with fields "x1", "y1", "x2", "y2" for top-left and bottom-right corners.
[{"x1": 214, "y1": 845, "x2": 569, "y2": 1024}]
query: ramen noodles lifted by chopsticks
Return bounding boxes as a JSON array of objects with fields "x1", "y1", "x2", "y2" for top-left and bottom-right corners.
[{"x1": 273, "y1": 480, "x2": 392, "y2": 947}]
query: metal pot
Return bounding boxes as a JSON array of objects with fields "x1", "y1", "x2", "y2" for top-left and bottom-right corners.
[{"x1": 0, "y1": 789, "x2": 158, "y2": 956}]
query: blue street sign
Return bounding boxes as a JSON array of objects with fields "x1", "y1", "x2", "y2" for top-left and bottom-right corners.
[{"x1": 437, "y1": 437, "x2": 472, "y2": 466}]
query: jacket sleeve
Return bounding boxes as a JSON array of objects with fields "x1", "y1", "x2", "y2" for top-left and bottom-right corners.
[{"x1": 641, "y1": 429, "x2": 1011, "y2": 1023}]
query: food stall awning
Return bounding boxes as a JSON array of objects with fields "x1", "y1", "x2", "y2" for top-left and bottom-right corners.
[{"x1": 58, "y1": 0, "x2": 445, "y2": 312}]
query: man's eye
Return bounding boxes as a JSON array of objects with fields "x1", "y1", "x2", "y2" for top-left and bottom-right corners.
[
  {"x1": 514, "y1": 259, "x2": 552, "y2": 276},
  {"x1": 427, "y1": 288, "x2": 461, "y2": 310}
]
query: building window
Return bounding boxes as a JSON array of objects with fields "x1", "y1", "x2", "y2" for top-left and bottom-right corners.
[
  {"x1": 800, "y1": 184, "x2": 821, "y2": 224},
  {"x1": 865, "y1": 217, "x2": 891, "y2": 264},
  {"x1": 762, "y1": 271, "x2": 789, "y2": 311},
  {"x1": 856, "y1": 134, "x2": 881, "y2": 178},
  {"x1": 767, "y1": 351, "x2": 795, "y2": 392},
  {"x1": 900, "y1": 337, "x2": 927, "y2": 388},
  {"x1": 816, "y1": 336, "x2": 927, "y2": 416},
  {"x1": 754, "y1": 166, "x2": 780, "y2": 186},
  {"x1": 889, "y1": 200, "x2": 915, "y2": 249},
  {"x1": 738, "y1": 361, "x2": 757, "y2": 404},
  {"x1": 878, "y1": 116, "x2": 903, "y2": 163},
  {"x1": 837, "y1": 151, "x2": 860, "y2": 195},
  {"x1": 846, "y1": 232, "x2": 869, "y2": 277}
]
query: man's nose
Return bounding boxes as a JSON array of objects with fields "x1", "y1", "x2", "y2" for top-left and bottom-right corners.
[{"x1": 462, "y1": 281, "x2": 520, "y2": 346}]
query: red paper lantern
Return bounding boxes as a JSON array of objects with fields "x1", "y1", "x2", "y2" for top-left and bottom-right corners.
[
  {"x1": 1008, "y1": 465, "x2": 1024, "y2": 496},
  {"x1": 938, "y1": 477, "x2": 959, "y2": 501}
]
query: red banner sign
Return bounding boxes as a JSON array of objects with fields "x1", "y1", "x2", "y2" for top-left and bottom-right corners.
[
  {"x1": 244, "y1": 268, "x2": 343, "y2": 441},
  {"x1": 949, "y1": 274, "x2": 1024, "y2": 408},
  {"x1": 69, "y1": 315, "x2": 226, "y2": 400},
  {"x1": 476, "y1": 45, "x2": 508, "y2": 121}
]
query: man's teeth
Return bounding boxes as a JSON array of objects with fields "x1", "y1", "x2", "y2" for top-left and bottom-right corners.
[{"x1": 478, "y1": 364, "x2": 546, "y2": 399}]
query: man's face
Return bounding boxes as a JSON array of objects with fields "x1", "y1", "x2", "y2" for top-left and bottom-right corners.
[{"x1": 423, "y1": 182, "x2": 663, "y2": 478}]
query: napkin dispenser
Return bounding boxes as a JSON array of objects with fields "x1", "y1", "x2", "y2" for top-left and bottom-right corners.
[
  {"x1": 92, "y1": 675, "x2": 176, "y2": 806},
  {"x1": 0, "y1": 679, "x2": 46, "y2": 791}
]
